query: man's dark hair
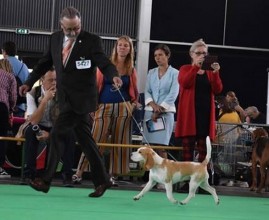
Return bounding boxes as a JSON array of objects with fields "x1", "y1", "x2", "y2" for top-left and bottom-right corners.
[
  {"x1": 2, "y1": 41, "x2": 17, "y2": 56},
  {"x1": 60, "y1": 7, "x2": 81, "y2": 21},
  {"x1": 49, "y1": 66, "x2": 55, "y2": 72}
]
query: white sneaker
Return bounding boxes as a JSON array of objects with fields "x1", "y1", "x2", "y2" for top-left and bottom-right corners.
[
  {"x1": 0, "y1": 167, "x2": 11, "y2": 178},
  {"x1": 72, "y1": 174, "x2": 82, "y2": 184},
  {"x1": 226, "y1": 180, "x2": 234, "y2": 187},
  {"x1": 239, "y1": 181, "x2": 249, "y2": 188}
]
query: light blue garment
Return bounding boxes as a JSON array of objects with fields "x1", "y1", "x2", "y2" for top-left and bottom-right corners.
[
  {"x1": 143, "y1": 65, "x2": 179, "y2": 145},
  {"x1": 7, "y1": 56, "x2": 29, "y2": 83},
  {"x1": 7, "y1": 56, "x2": 30, "y2": 112},
  {"x1": 142, "y1": 111, "x2": 174, "y2": 145},
  {"x1": 144, "y1": 65, "x2": 179, "y2": 112}
]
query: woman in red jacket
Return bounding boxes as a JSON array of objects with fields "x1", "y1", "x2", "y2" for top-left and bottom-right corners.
[{"x1": 175, "y1": 39, "x2": 223, "y2": 162}]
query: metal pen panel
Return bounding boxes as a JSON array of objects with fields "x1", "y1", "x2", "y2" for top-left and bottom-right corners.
[
  {"x1": 54, "y1": 0, "x2": 138, "y2": 37},
  {"x1": 0, "y1": 0, "x2": 53, "y2": 31},
  {"x1": 0, "y1": 0, "x2": 138, "y2": 56}
]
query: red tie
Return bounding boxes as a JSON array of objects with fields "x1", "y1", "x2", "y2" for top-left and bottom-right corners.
[{"x1": 62, "y1": 39, "x2": 74, "y2": 65}]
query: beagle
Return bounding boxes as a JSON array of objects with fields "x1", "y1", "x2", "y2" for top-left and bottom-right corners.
[
  {"x1": 250, "y1": 128, "x2": 269, "y2": 193},
  {"x1": 131, "y1": 136, "x2": 219, "y2": 205}
]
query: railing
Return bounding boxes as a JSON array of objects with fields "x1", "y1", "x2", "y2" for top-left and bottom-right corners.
[
  {"x1": 0, "y1": 136, "x2": 182, "y2": 182},
  {"x1": 1, "y1": 121, "x2": 266, "y2": 181}
]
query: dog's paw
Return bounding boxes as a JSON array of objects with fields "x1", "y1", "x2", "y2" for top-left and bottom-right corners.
[
  {"x1": 216, "y1": 199, "x2": 220, "y2": 205},
  {"x1": 133, "y1": 196, "x2": 141, "y2": 201},
  {"x1": 180, "y1": 201, "x2": 186, "y2": 205},
  {"x1": 168, "y1": 198, "x2": 179, "y2": 204},
  {"x1": 172, "y1": 200, "x2": 179, "y2": 205}
]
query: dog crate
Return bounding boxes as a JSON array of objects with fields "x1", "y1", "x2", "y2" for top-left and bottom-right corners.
[{"x1": 212, "y1": 123, "x2": 253, "y2": 178}]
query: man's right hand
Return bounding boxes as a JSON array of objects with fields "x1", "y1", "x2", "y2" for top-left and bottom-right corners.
[
  {"x1": 44, "y1": 86, "x2": 56, "y2": 101},
  {"x1": 19, "y1": 84, "x2": 30, "y2": 96}
]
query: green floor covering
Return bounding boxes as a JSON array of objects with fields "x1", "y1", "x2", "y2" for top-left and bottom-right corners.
[{"x1": 0, "y1": 184, "x2": 268, "y2": 220}]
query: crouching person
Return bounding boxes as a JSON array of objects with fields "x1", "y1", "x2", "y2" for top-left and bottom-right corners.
[{"x1": 24, "y1": 67, "x2": 75, "y2": 186}]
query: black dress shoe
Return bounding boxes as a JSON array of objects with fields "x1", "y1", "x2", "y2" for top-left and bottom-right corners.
[
  {"x1": 62, "y1": 179, "x2": 74, "y2": 188},
  {"x1": 88, "y1": 181, "x2": 113, "y2": 198},
  {"x1": 62, "y1": 173, "x2": 74, "y2": 187},
  {"x1": 29, "y1": 178, "x2": 50, "y2": 193}
]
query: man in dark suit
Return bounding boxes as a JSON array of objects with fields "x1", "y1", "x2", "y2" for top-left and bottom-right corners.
[{"x1": 20, "y1": 7, "x2": 122, "y2": 198}]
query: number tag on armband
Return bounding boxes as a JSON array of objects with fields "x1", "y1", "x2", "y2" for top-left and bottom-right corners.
[{"x1": 76, "y1": 60, "x2": 91, "y2": 69}]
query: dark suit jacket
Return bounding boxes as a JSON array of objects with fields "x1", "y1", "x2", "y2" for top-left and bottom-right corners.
[{"x1": 25, "y1": 30, "x2": 118, "y2": 114}]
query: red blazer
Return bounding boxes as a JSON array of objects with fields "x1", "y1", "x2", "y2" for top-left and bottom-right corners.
[{"x1": 175, "y1": 64, "x2": 223, "y2": 140}]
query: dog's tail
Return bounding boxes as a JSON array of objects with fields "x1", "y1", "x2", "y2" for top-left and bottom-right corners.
[{"x1": 202, "y1": 136, "x2": 212, "y2": 166}]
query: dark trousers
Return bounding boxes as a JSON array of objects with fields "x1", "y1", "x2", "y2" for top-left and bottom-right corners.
[
  {"x1": 61, "y1": 130, "x2": 75, "y2": 176},
  {"x1": 24, "y1": 124, "x2": 75, "y2": 178},
  {"x1": 24, "y1": 124, "x2": 51, "y2": 178},
  {"x1": 43, "y1": 111, "x2": 109, "y2": 187},
  {"x1": 0, "y1": 102, "x2": 9, "y2": 166}
]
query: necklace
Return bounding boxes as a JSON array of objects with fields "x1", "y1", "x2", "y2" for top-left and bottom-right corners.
[{"x1": 158, "y1": 66, "x2": 168, "y2": 78}]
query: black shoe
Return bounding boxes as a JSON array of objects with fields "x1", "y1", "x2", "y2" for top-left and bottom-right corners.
[
  {"x1": 62, "y1": 173, "x2": 74, "y2": 187},
  {"x1": 24, "y1": 169, "x2": 36, "y2": 181},
  {"x1": 88, "y1": 181, "x2": 113, "y2": 198},
  {"x1": 29, "y1": 178, "x2": 50, "y2": 193}
]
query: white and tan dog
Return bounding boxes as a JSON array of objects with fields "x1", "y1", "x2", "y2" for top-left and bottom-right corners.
[{"x1": 131, "y1": 136, "x2": 219, "y2": 205}]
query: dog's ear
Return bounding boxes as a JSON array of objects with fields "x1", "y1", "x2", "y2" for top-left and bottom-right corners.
[
  {"x1": 144, "y1": 151, "x2": 155, "y2": 170},
  {"x1": 253, "y1": 128, "x2": 268, "y2": 140}
]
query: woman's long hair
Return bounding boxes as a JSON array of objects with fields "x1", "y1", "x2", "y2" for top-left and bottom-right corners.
[
  {"x1": 217, "y1": 96, "x2": 233, "y2": 114},
  {"x1": 111, "y1": 35, "x2": 134, "y2": 75},
  {"x1": 0, "y1": 59, "x2": 13, "y2": 73}
]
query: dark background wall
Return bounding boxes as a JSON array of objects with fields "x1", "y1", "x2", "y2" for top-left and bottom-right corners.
[
  {"x1": 1, "y1": 0, "x2": 269, "y2": 115},
  {"x1": 150, "y1": 0, "x2": 269, "y2": 115},
  {"x1": 0, "y1": 0, "x2": 138, "y2": 66}
]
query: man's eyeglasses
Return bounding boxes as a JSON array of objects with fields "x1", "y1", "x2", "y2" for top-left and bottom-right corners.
[
  {"x1": 193, "y1": 51, "x2": 208, "y2": 56},
  {"x1": 61, "y1": 24, "x2": 81, "y2": 33}
]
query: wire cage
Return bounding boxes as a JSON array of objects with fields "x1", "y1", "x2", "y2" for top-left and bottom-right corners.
[{"x1": 212, "y1": 123, "x2": 254, "y2": 177}]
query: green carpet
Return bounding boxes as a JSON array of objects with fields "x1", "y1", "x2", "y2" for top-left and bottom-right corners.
[{"x1": 0, "y1": 184, "x2": 268, "y2": 220}]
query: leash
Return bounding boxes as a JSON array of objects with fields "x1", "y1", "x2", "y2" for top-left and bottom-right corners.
[
  {"x1": 114, "y1": 86, "x2": 215, "y2": 184},
  {"x1": 112, "y1": 87, "x2": 182, "y2": 160},
  {"x1": 111, "y1": 86, "x2": 151, "y2": 146}
]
